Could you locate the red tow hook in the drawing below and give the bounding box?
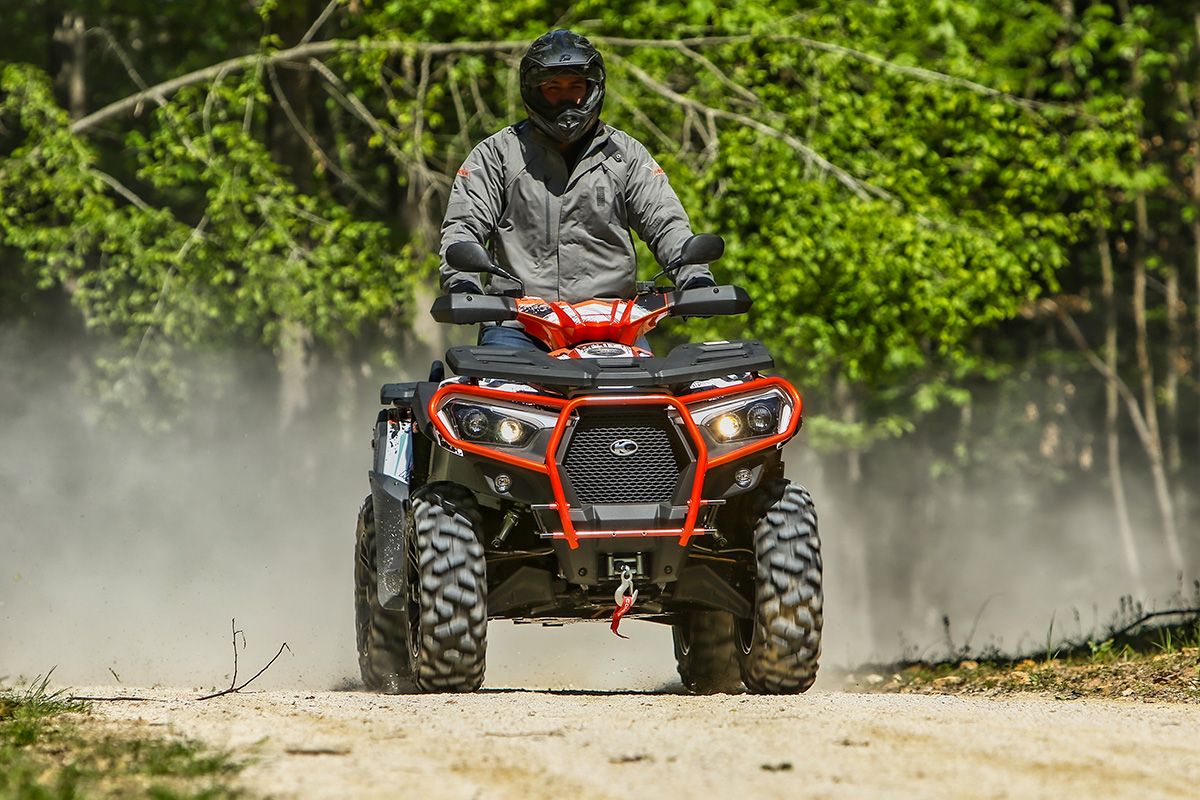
[611,566,639,639]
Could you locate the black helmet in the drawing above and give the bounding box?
[519,30,605,144]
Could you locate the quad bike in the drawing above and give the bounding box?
[354,234,822,694]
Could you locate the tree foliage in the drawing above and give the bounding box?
[0,2,1196,511]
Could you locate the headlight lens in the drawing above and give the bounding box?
[714,414,742,439]
[497,418,526,444]
[699,395,784,442]
[747,403,776,433]
[450,404,538,447]
[461,409,489,438]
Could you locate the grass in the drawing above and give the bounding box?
[0,674,245,800]
[842,612,1200,703]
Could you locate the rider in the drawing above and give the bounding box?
[438,29,716,350]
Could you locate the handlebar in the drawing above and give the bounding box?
[429,286,752,326]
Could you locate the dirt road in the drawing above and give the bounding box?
[80,685,1200,799]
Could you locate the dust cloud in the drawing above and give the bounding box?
[0,323,677,692]
[812,441,1192,670]
[0,321,1189,694]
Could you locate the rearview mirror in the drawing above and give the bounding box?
[445,242,523,289]
[678,234,725,266]
[445,241,495,272]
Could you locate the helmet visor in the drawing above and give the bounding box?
[523,63,604,95]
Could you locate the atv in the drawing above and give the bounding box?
[354,234,822,694]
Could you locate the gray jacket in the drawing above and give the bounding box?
[439,120,713,302]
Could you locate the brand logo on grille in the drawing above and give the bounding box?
[610,439,639,456]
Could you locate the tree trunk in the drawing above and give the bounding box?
[1098,224,1144,592]
[266,1,324,437]
[1193,13,1200,528]
[1133,192,1184,578]
[833,376,873,651]
[278,319,314,434]
[266,1,323,196]
[1165,262,1181,494]
[1120,0,1186,580]
[49,10,87,120]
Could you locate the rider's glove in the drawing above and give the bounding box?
[677,275,716,291]
[447,279,483,294]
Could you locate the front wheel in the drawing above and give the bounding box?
[737,481,823,694]
[405,482,488,692]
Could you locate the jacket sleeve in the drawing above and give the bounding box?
[439,137,507,293]
[620,135,715,288]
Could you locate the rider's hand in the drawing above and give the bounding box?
[448,280,483,294]
[677,275,716,291]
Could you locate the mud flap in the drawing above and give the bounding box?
[369,470,409,610]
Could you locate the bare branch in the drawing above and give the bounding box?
[203,63,239,140]
[266,62,383,210]
[87,27,151,93]
[87,168,151,211]
[702,108,719,166]
[71,39,527,135]
[308,58,408,167]
[194,619,291,701]
[606,89,676,154]
[677,43,760,106]
[70,33,1082,137]
[504,53,520,121]
[244,60,264,132]
[135,215,210,363]
[445,56,473,157]
[300,0,340,46]
[381,63,414,96]
[803,65,824,180]
[595,34,1082,118]
[408,51,449,205]
[1108,608,1200,639]
[468,70,500,132]
[611,52,884,203]
[412,49,433,167]
[257,195,328,238]
[1049,300,1156,452]
[195,642,291,701]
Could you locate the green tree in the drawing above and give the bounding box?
[1,0,1195,586]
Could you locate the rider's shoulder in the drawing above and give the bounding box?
[473,124,521,150]
[602,126,653,162]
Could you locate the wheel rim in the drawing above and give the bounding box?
[734,615,756,655]
[676,616,694,657]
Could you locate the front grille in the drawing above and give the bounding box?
[559,408,688,504]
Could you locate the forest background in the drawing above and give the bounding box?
[2,0,1199,688]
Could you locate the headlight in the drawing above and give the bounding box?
[697,395,785,442]
[747,403,776,433]
[450,404,537,447]
[714,414,742,439]
[461,408,489,438]
[497,418,526,444]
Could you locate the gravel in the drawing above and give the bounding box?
[79,685,1200,799]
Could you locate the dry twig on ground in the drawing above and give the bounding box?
[195,619,291,701]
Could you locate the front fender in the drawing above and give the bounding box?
[369,471,409,610]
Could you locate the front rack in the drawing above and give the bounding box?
[445,339,774,388]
